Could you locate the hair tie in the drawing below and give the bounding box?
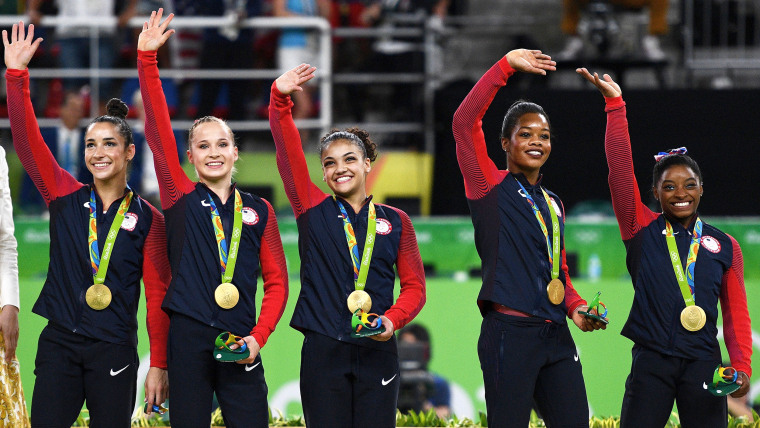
[654,147,687,162]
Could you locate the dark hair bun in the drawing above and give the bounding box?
[106,98,129,119]
[345,127,378,162]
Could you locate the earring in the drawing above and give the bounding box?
[322,176,326,182]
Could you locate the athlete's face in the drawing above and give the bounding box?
[321,139,371,200]
[84,122,134,184]
[502,112,551,178]
[653,164,702,227]
[187,122,238,184]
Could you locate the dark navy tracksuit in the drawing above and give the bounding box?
[604,96,752,428]
[139,50,289,428]
[7,68,171,428]
[453,58,591,428]
[270,83,426,428]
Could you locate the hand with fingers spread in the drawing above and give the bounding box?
[505,49,556,75]
[138,8,175,52]
[2,22,43,70]
[275,63,317,96]
[576,68,622,98]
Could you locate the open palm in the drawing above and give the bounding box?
[3,22,43,70]
[138,8,175,52]
[275,63,317,95]
[506,49,556,75]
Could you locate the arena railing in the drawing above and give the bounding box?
[0,15,333,136]
[683,0,760,71]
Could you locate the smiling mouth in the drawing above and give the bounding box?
[672,201,692,208]
[526,150,544,157]
[336,176,352,183]
[206,161,223,167]
[92,162,111,168]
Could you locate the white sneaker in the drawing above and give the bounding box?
[642,35,666,61]
[557,36,584,61]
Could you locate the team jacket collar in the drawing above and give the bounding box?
[510,171,544,190]
[88,183,135,213]
[197,181,238,207]
[661,211,701,235]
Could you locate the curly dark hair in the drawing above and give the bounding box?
[318,127,378,162]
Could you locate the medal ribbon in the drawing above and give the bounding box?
[88,188,133,284]
[664,217,702,306]
[207,189,243,284]
[516,180,560,281]
[335,198,377,291]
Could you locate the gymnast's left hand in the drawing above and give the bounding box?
[233,335,261,365]
[369,316,395,342]
[138,8,175,52]
[732,371,751,398]
[572,305,607,332]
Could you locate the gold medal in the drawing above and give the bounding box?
[347,290,372,313]
[86,283,112,310]
[547,278,565,305]
[215,283,240,309]
[680,305,706,331]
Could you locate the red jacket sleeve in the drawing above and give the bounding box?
[5,68,82,203]
[720,235,752,376]
[382,206,426,330]
[268,82,329,217]
[451,57,511,200]
[142,203,171,368]
[604,96,658,240]
[137,50,195,210]
[249,199,289,348]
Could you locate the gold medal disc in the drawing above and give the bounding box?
[680,305,706,331]
[86,283,112,310]
[347,290,372,313]
[547,278,565,305]
[215,283,240,309]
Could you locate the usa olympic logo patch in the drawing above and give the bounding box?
[376,218,392,235]
[700,236,721,253]
[242,207,259,225]
[121,213,138,231]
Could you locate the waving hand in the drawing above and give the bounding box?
[505,49,556,75]
[3,22,43,70]
[138,8,175,52]
[576,68,622,98]
[275,63,317,96]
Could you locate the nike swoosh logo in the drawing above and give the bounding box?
[245,362,261,372]
[574,354,579,362]
[84,202,92,209]
[703,382,708,390]
[201,199,212,207]
[110,364,130,376]
[381,374,397,386]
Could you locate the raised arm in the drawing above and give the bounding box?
[249,200,289,348]
[377,207,426,340]
[719,235,752,397]
[137,9,194,210]
[4,22,81,204]
[577,69,656,240]
[269,65,329,217]
[452,49,555,199]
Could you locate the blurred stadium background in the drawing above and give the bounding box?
[3,0,760,419]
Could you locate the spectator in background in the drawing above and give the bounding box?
[28,0,138,112]
[20,91,92,215]
[558,0,668,60]
[273,0,331,121]
[182,0,261,120]
[0,145,28,427]
[398,323,451,419]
